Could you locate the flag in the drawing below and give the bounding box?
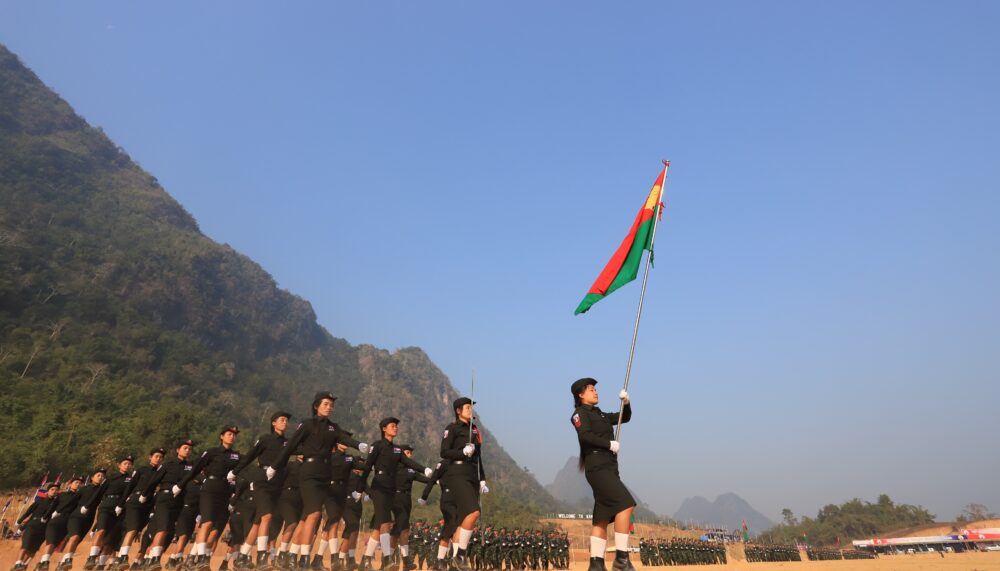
[33,471,49,503]
[629,514,635,534]
[574,163,668,315]
[741,519,749,542]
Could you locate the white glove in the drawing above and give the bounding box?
[619,389,629,402]
[424,468,434,478]
[351,491,361,502]
[80,506,88,515]
[52,511,60,518]
[265,466,276,480]
[609,441,620,454]
[417,498,427,506]
[228,504,234,513]
[479,481,489,494]
[172,485,182,497]
[114,506,122,516]
[226,470,237,483]
[362,494,370,502]
[138,495,146,504]
[358,442,370,454]
[462,443,475,458]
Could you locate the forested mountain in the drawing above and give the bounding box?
[0,43,558,521]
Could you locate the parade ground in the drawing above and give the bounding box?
[3,544,1000,571]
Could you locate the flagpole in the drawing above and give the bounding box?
[615,160,669,440]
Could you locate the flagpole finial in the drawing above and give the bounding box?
[662,159,670,166]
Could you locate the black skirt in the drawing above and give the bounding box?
[585,461,635,525]
[21,520,47,552]
[66,510,97,539]
[367,487,395,528]
[390,491,412,534]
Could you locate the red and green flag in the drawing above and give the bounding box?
[574,162,669,315]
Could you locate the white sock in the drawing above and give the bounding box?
[170,554,181,561]
[151,547,163,558]
[348,549,355,558]
[60,555,71,563]
[89,547,101,558]
[458,528,473,550]
[437,546,448,560]
[400,545,408,557]
[257,537,268,552]
[318,540,328,556]
[364,539,378,557]
[118,546,129,557]
[40,555,51,564]
[590,536,607,559]
[339,552,347,561]
[240,545,251,556]
[279,543,289,553]
[451,543,460,557]
[331,539,340,555]
[615,533,629,552]
[379,534,392,556]
[290,545,300,556]
[98,556,108,566]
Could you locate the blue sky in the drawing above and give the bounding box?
[3,1,999,524]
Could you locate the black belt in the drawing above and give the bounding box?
[304,457,328,463]
[105,494,121,499]
[452,460,467,465]
[206,475,221,480]
[588,449,615,456]
[330,480,345,485]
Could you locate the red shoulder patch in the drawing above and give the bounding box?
[571,414,581,428]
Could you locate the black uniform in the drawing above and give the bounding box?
[390,465,430,535]
[324,450,358,526]
[357,439,427,528]
[94,471,131,533]
[173,478,201,540]
[232,431,288,520]
[420,463,458,541]
[272,461,302,540]
[273,416,361,515]
[340,469,366,538]
[179,446,241,526]
[18,497,56,552]
[123,465,162,533]
[142,456,193,537]
[229,478,256,547]
[439,421,486,522]
[44,487,82,545]
[66,481,107,538]
[571,402,635,524]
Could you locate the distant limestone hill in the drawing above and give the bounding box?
[0,43,558,520]
[674,493,775,533]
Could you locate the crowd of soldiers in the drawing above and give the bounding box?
[742,543,800,563]
[6,393,493,571]
[408,524,568,570]
[638,538,725,566]
[841,550,876,560]
[804,547,842,561]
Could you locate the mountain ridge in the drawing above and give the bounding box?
[674,492,775,533]
[0,43,557,521]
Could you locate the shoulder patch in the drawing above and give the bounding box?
[442,429,449,439]
[571,413,581,428]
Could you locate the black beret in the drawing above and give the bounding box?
[177,439,194,448]
[149,447,166,456]
[400,444,413,452]
[118,454,135,463]
[571,378,598,396]
[379,417,401,429]
[271,411,292,422]
[220,425,239,435]
[453,397,475,410]
[312,391,337,403]
[46,483,59,490]
[93,468,107,475]
[68,475,84,483]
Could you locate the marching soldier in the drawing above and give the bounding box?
[391,445,431,571]
[439,398,488,571]
[113,448,166,570]
[86,455,133,570]
[570,378,635,571]
[356,418,431,571]
[177,426,242,571]
[230,411,291,570]
[14,484,60,571]
[140,439,194,571]
[268,392,366,570]
[59,470,108,570]
[39,476,85,570]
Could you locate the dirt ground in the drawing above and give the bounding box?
[1,542,999,571]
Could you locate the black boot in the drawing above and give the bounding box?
[449,551,469,571]
[357,556,371,571]
[309,556,324,571]
[587,558,605,571]
[328,557,341,571]
[255,552,269,571]
[610,553,633,571]
[379,557,390,571]
[402,556,414,571]
[149,557,163,571]
[34,561,49,571]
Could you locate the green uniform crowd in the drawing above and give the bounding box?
[841,550,876,560]
[743,543,800,563]
[408,524,569,571]
[638,538,726,566]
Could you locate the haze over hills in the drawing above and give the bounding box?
[674,493,776,533]
[0,43,558,521]
[546,456,664,522]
